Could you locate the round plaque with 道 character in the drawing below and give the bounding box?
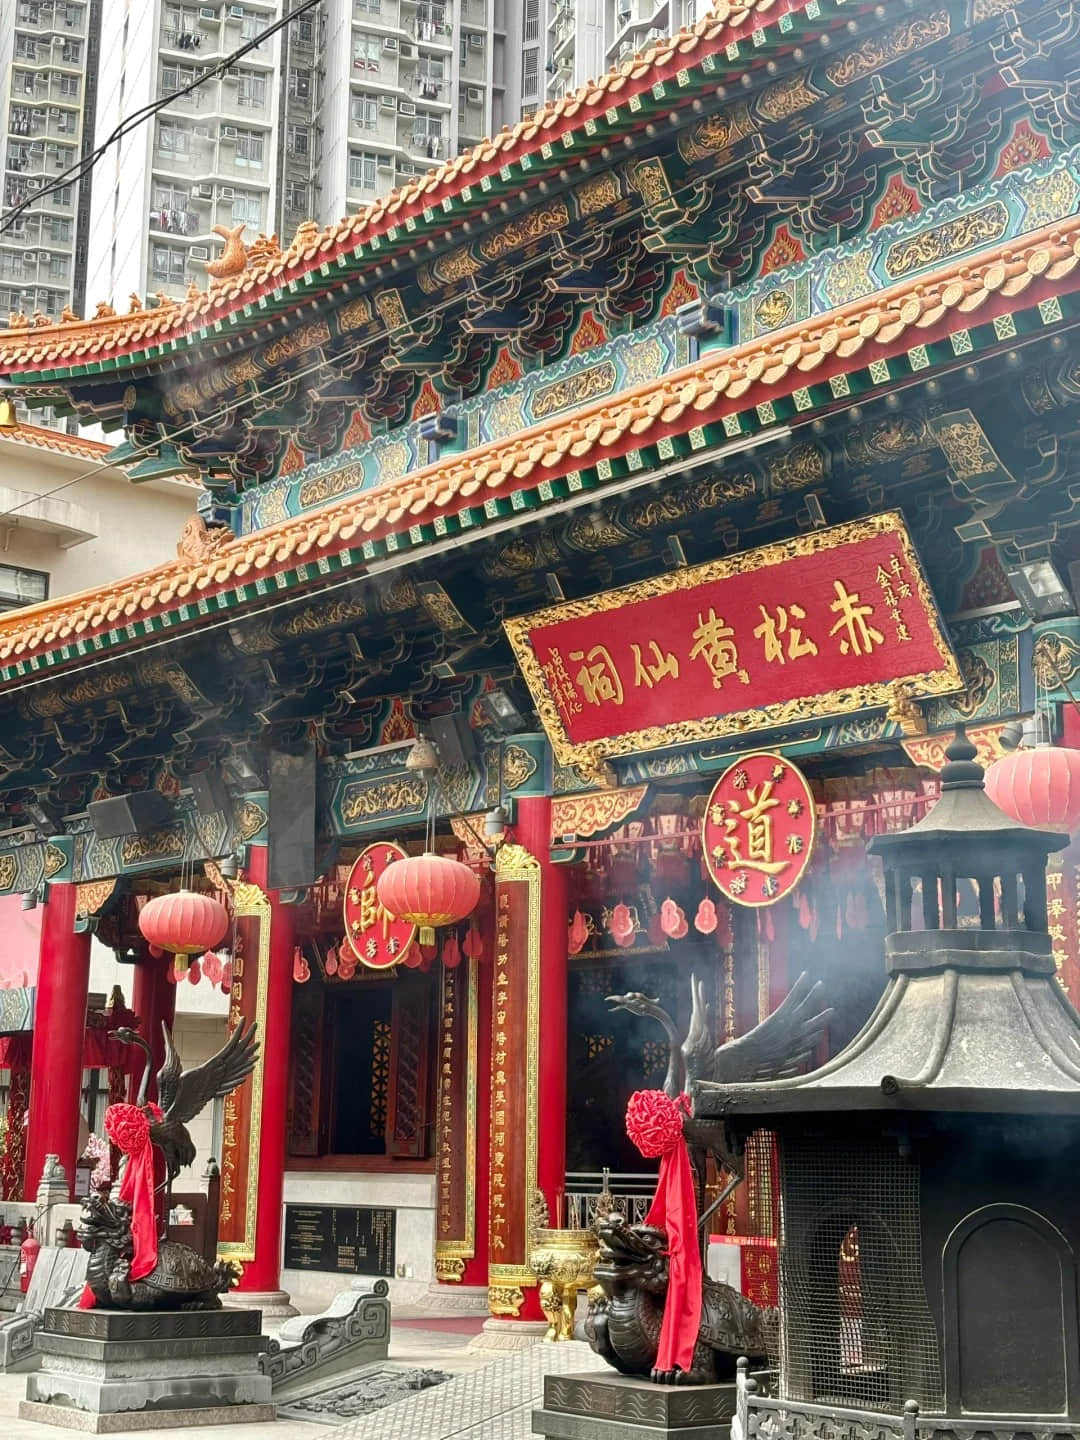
[342,842,417,970]
[702,753,816,908]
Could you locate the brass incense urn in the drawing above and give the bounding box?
[528,1192,599,1342]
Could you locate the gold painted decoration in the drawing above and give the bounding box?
[342,842,417,970]
[505,513,961,772]
[76,879,116,919]
[702,754,816,908]
[901,722,1012,773]
[550,785,649,841]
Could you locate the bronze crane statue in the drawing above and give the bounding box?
[114,1021,259,1187]
[608,972,830,1225]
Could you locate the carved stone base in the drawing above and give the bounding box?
[423,1282,491,1314]
[533,1372,736,1440]
[467,1318,549,1352]
[23,1309,273,1431]
[224,1289,298,1319]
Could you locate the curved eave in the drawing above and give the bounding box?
[693,963,1080,1119]
[0,219,1075,688]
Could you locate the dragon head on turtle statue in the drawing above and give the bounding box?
[79,1195,238,1311]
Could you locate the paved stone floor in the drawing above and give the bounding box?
[0,1316,606,1440]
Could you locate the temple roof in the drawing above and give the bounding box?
[2,423,113,461]
[0,219,1073,686]
[0,0,782,376]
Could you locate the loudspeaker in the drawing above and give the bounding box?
[88,791,174,840]
[189,768,230,816]
[430,712,476,770]
[268,744,317,892]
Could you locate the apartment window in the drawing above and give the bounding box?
[239,13,263,41]
[157,120,192,156]
[150,243,187,282]
[15,37,40,62]
[523,0,539,41]
[353,0,381,13]
[236,72,266,107]
[351,93,378,130]
[522,47,538,98]
[295,16,314,43]
[58,4,83,28]
[460,33,484,60]
[60,40,82,64]
[17,2,42,22]
[0,565,48,613]
[348,150,377,191]
[153,182,190,211]
[48,252,68,280]
[0,288,24,313]
[285,180,309,211]
[417,57,445,82]
[43,217,72,242]
[234,128,264,167]
[353,33,380,70]
[54,184,73,206]
[161,63,198,94]
[230,188,261,225]
[10,107,32,137]
[52,108,76,134]
[59,75,80,98]
[0,256,27,283]
[46,143,74,170]
[288,67,311,100]
[287,122,309,155]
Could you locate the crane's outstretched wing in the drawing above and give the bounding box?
[158,1021,260,1126]
[699,972,830,1086]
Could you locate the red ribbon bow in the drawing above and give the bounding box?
[79,1101,162,1309]
[625,1089,702,1374]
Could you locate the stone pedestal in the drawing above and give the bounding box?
[20,1308,274,1432]
[533,1372,736,1440]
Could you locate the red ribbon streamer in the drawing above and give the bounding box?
[79,1102,162,1309]
[625,1089,702,1374]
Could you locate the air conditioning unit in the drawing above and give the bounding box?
[468,32,483,46]
[466,85,481,101]
[23,250,38,262]
[221,124,238,138]
[193,124,211,137]
[190,245,209,259]
[218,185,235,198]
[398,100,415,115]
[379,94,396,108]
[199,6,217,17]
[195,182,213,197]
[382,36,398,50]
[229,4,245,15]
[225,65,242,77]
[399,41,413,56]
[376,157,393,169]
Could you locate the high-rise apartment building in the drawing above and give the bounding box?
[0,0,98,326]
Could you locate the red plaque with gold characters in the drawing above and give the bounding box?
[342,842,416,969]
[702,754,816,908]
[504,513,960,770]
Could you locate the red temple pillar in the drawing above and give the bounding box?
[129,954,176,1104]
[25,883,91,1200]
[484,791,569,1337]
[228,845,296,1314]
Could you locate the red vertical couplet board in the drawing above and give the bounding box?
[487,846,540,1315]
[434,958,478,1281]
[505,512,961,770]
[217,883,269,1263]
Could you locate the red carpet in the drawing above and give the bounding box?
[393,1316,487,1335]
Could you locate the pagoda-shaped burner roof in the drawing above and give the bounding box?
[692,729,1080,1120]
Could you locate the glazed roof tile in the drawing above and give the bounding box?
[0,218,1076,675]
[3,423,112,459]
[0,0,786,373]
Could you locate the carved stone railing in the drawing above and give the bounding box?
[735,1363,1080,1440]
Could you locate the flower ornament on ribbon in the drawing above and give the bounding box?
[625,1089,702,1377]
[80,1101,163,1309]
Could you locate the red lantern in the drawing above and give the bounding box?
[376,853,480,945]
[139,890,228,958]
[984,747,1080,833]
